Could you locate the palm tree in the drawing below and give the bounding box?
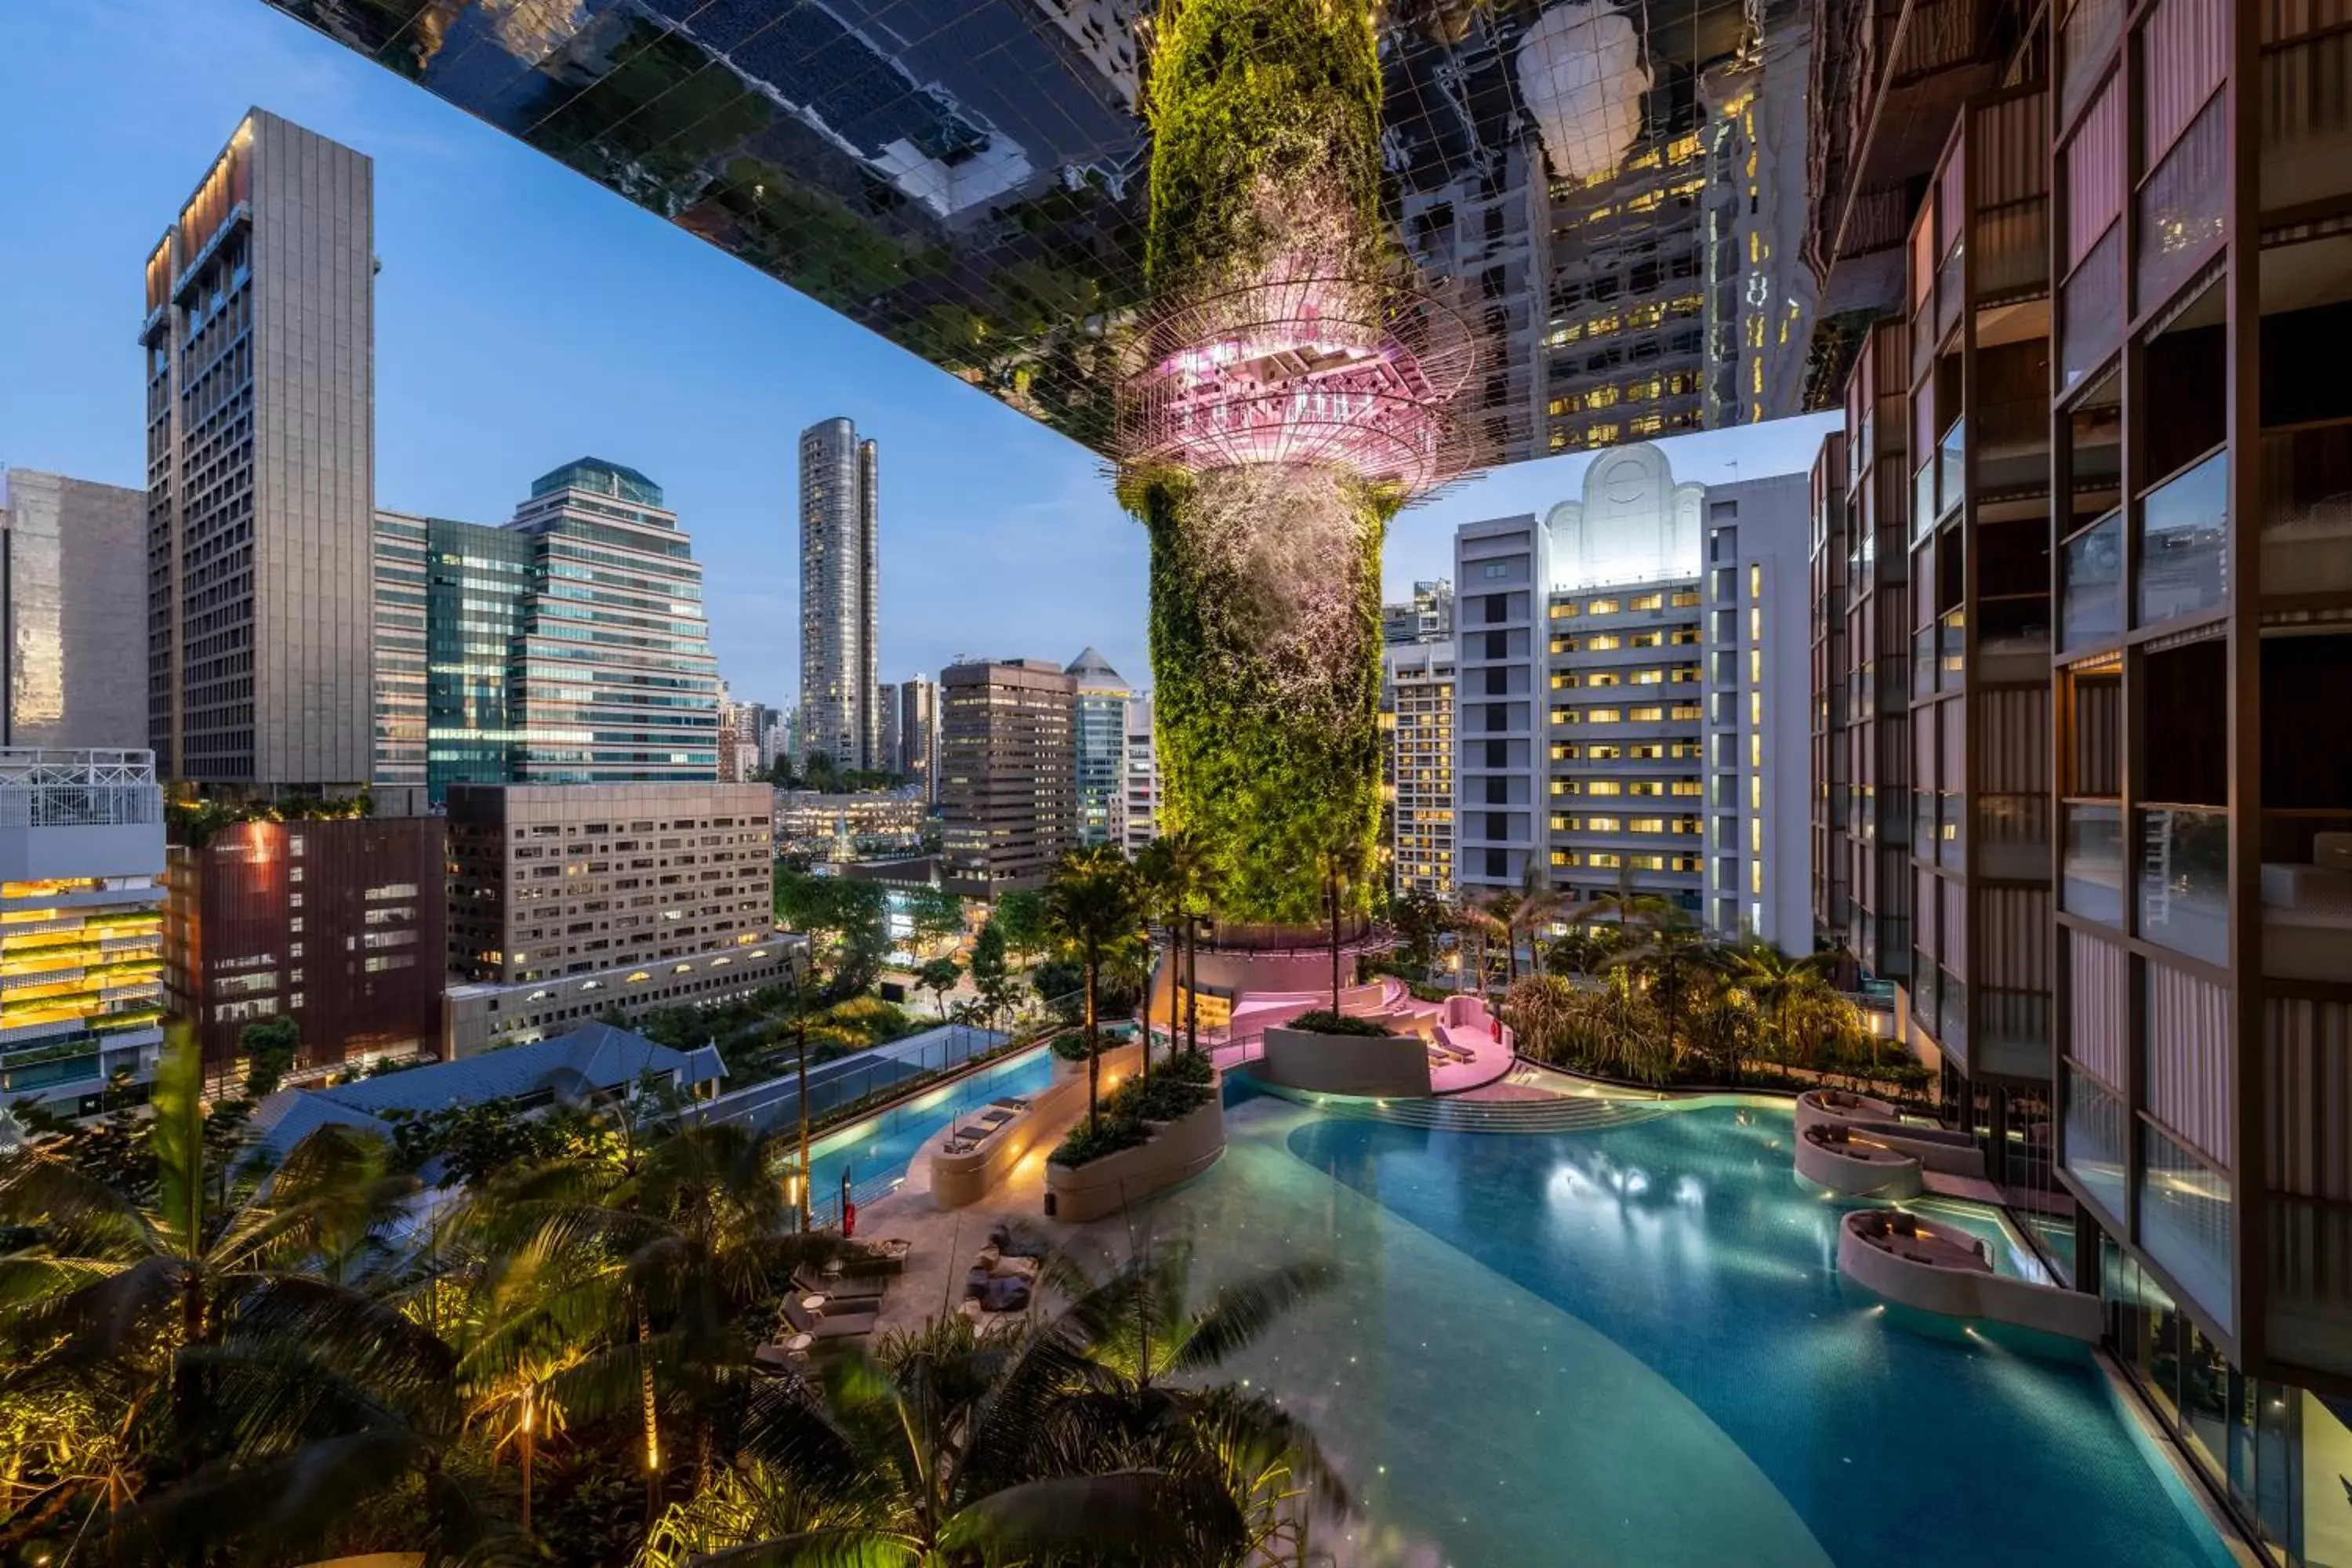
[1040,1241,1349,1563]
[1577,970,1674,1084]
[1500,974,1579,1062]
[1608,916,1727,1068]
[1726,942,1838,1070]
[1044,844,1143,1134]
[1313,830,1370,1013]
[1134,833,1211,1069]
[474,1117,835,1523]
[1686,983,1762,1085]
[697,1319,1253,1566]
[0,1027,458,1561]
[1456,889,1515,991]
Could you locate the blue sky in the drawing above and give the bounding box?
[1,0,1835,710]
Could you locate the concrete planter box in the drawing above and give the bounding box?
[1258,1025,1432,1098]
[929,1040,1145,1208]
[1838,1210,2101,1341]
[1045,1091,1226,1225]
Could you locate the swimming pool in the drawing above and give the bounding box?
[1120,1085,2232,1568]
[803,1044,1056,1225]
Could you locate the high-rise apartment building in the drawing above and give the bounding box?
[441,782,793,1055]
[0,750,166,1112]
[898,676,939,804]
[1382,579,1455,645]
[1453,443,1809,948]
[939,659,1076,895]
[1066,647,1128,846]
[1116,692,1159,856]
[877,681,902,779]
[1799,9,2352,1555]
[1700,474,1814,947]
[369,460,720,799]
[165,808,445,1077]
[797,417,880,772]
[1385,639,1455,899]
[143,111,374,791]
[0,472,151,751]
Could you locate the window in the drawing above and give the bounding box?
[1631,593,1663,611]
[1588,597,1620,615]
[1483,561,1510,579]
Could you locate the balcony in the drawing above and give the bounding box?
[1938,417,1965,519]
[2138,451,2230,629]
[2139,1122,2234,1335]
[2062,801,2125,924]
[2060,227,2123,395]
[2136,96,2227,314]
[2060,511,2124,652]
[2260,419,2352,598]
[2057,0,2121,129]
[2138,805,2230,967]
[2259,23,2352,227]
[1976,793,2049,880]
[1973,197,2049,303]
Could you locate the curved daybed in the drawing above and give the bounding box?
[1838,1209,2101,1340]
[1794,1088,1898,1136]
[1795,1121,1923,1200]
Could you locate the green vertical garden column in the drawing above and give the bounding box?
[1120,0,1407,927]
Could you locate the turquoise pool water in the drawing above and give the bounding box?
[804,1045,1055,1225]
[1118,1086,2230,1568]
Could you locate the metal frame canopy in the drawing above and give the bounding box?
[258,0,1832,467]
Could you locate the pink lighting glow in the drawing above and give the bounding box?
[1116,270,1480,495]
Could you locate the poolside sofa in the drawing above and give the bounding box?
[782,1296,877,1339]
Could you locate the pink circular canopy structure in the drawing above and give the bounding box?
[1115,269,1481,495]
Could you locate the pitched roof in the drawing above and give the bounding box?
[314,1022,724,1117]
[1064,645,1123,682]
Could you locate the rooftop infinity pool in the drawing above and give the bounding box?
[1117,1086,2231,1567]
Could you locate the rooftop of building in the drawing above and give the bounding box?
[529,457,665,509]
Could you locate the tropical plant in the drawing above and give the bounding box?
[1313,828,1370,1012]
[1726,942,1838,1068]
[1043,844,1144,1134]
[916,955,963,1019]
[1607,916,1728,1065]
[1499,974,1579,1061]
[0,1028,459,1561]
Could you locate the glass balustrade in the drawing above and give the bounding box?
[2138,452,2229,627]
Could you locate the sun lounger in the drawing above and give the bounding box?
[796,1265,885,1304]
[781,1297,876,1338]
[990,1096,1032,1111]
[953,1123,993,1142]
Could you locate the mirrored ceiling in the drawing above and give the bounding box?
[255,0,2027,466]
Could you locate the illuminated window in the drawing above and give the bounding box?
[1587,709,1622,724]
[1586,816,1622,832]
[1587,633,1621,651]
[1588,598,1620,615]
[1584,781,1623,797]
[1629,630,1663,646]
[1671,704,1702,720]
[1671,590,1700,608]
[1750,564,1763,601]
[1671,781,1704,797]
[1630,817,1667,833]
[1629,706,1664,721]
[1632,669,1664,685]
[1549,601,1578,619]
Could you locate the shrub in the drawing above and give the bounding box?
[1283,1009,1395,1038]
[1049,1054,1217,1166]
[1051,1114,1150,1167]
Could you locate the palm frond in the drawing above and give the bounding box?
[937,1468,1247,1564]
[1168,1260,1336,1375]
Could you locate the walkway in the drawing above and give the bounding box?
[690,1022,1007,1136]
[1202,978,1514,1094]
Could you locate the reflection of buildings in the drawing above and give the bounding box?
[1393,2,1818,463]
[898,676,940,803]
[798,418,880,773]
[939,659,1076,895]
[1385,639,1456,899]
[0,471,148,750]
[144,111,375,791]
[1067,647,1128,846]
[0,750,166,1112]
[1453,442,1809,949]
[371,460,721,800]
[441,782,791,1056]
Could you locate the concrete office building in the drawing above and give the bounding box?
[877,681,902,780]
[1453,442,1809,949]
[797,417,880,772]
[1066,647,1129,846]
[165,808,445,1077]
[939,659,1076,895]
[0,750,167,1112]
[143,111,374,792]
[441,781,793,1055]
[369,460,720,799]
[1116,692,1159,856]
[1385,639,1456,900]
[0,473,151,751]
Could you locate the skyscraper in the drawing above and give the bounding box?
[877,681,901,779]
[144,111,374,791]
[1384,640,1454,898]
[369,460,720,799]
[940,659,1076,895]
[0,470,150,750]
[797,417,879,771]
[898,676,939,804]
[1065,647,1128,846]
[1116,692,1159,856]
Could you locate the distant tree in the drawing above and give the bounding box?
[907,883,966,949]
[993,887,1051,962]
[238,1015,301,1100]
[916,954,963,1018]
[800,749,843,793]
[969,916,1009,988]
[1032,956,1085,1018]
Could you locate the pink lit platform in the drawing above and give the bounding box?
[1198,978,1515,1096]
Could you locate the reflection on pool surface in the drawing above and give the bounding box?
[804,1046,1054,1225]
[1122,1088,2229,1568]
